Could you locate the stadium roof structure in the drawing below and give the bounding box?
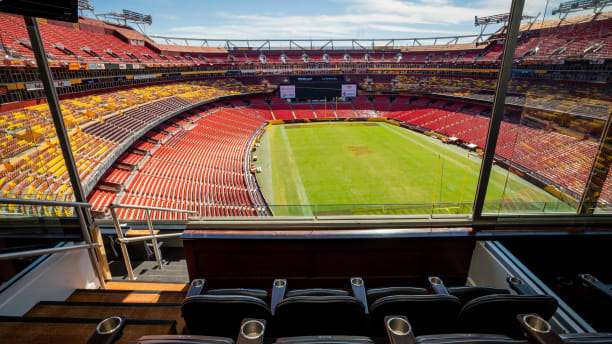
[519,10,611,30]
[147,9,611,53]
[148,34,497,52]
[154,44,228,54]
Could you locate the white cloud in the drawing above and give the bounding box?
[156,0,549,40]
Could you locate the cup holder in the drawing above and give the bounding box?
[96,316,123,335]
[429,276,443,285]
[386,317,412,336]
[274,279,286,288]
[522,314,551,334]
[240,320,265,340]
[508,276,523,284]
[579,274,596,283]
[351,277,364,287]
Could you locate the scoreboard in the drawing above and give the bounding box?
[287,76,355,99]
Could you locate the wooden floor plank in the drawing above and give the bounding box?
[105,281,188,292]
[26,302,185,333]
[0,319,175,344]
[67,289,185,303]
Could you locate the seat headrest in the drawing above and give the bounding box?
[370,294,461,309]
[182,294,270,310]
[207,288,268,300]
[460,294,558,319]
[366,286,429,303]
[286,288,349,298]
[560,333,612,344]
[416,333,528,344]
[448,286,511,304]
[275,336,375,344]
[134,335,235,344]
[277,295,364,308]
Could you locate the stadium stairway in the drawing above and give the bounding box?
[0,281,187,343]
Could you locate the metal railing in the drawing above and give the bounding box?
[108,204,197,280]
[0,197,106,288]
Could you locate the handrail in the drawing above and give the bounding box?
[108,203,195,280]
[0,197,106,289]
[109,203,197,214]
[0,197,91,208]
[121,232,182,244]
[0,243,100,261]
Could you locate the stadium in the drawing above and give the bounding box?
[0,0,612,343]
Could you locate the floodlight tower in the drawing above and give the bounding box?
[96,9,153,33]
[474,12,537,43]
[77,0,95,17]
[552,0,612,19]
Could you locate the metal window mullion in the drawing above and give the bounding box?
[24,17,89,209]
[76,207,107,288]
[472,0,526,221]
[24,17,107,286]
[145,209,164,270]
[110,206,136,280]
[0,243,98,261]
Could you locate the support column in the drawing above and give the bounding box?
[472,0,525,219]
[25,16,107,286]
[579,115,612,214]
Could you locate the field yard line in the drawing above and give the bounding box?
[383,124,558,203]
[261,130,274,201]
[279,126,313,215]
[381,124,512,192]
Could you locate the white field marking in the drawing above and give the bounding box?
[381,124,555,201]
[279,126,313,215]
[260,128,274,202]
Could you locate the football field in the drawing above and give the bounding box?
[255,122,573,216]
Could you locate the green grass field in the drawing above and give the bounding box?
[255,122,574,216]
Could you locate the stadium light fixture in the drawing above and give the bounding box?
[78,0,94,13]
[96,8,153,33]
[475,12,536,26]
[474,12,536,43]
[551,0,611,17]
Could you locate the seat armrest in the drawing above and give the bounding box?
[187,279,206,297]
[271,279,287,315]
[351,277,369,314]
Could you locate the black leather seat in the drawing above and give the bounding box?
[133,336,234,344]
[457,295,558,338]
[415,334,528,344]
[560,333,612,344]
[275,336,375,344]
[366,286,429,303]
[369,294,462,336]
[182,295,271,336]
[448,286,510,305]
[273,295,366,337]
[286,289,349,297]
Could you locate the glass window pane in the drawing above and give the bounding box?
[483,0,608,215]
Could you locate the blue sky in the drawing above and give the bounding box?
[89,0,561,40]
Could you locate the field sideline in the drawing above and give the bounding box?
[255,122,573,216]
